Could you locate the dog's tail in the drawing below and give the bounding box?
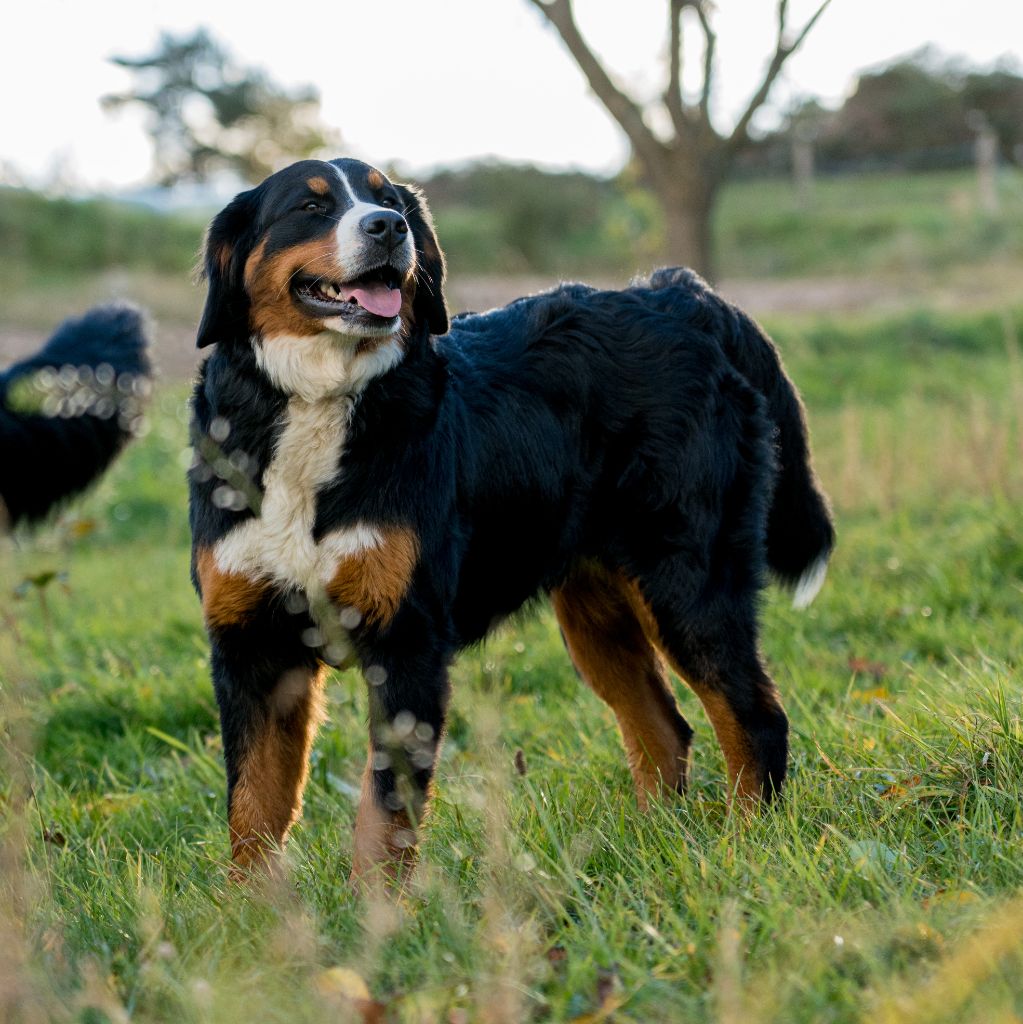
[0,303,152,529]
[643,267,835,607]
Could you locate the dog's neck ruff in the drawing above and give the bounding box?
[253,331,404,402]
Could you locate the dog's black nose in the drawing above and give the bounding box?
[360,210,408,248]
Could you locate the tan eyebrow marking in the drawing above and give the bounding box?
[366,170,384,190]
[306,176,330,195]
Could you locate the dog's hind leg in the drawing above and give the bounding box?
[627,570,789,806]
[552,563,693,806]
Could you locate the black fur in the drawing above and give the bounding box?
[189,159,833,872]
[0,304,151,528]
[196,187,263,350]
[394,183,449,335]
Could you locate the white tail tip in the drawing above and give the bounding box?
[792,554,829,610]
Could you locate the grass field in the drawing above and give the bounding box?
[2,287,1022,1022]
[2,165,1021,291]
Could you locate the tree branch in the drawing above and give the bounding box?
[695,2,717,122]
[529,0,667,173]
[726,0,833,154]
[664,0,687,137]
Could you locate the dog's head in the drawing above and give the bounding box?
[196,158,448,352]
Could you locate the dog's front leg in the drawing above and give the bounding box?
[349,641,451,891]
[209,637,325,878]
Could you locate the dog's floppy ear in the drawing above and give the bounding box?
[396,183,448,336]
[196,187,262,349]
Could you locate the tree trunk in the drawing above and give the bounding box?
[656,172,720,280]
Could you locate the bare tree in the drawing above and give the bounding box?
[527,0,833,276]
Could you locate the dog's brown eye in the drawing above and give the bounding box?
[379,196,396,208]
[302,201,324,212]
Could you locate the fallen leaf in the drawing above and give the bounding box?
[879,775,922,800]
[69,519,97,538]
[316,967,388,1023]
[852,686,890,703]
[317,967,370,1002]
[923,889,980,908]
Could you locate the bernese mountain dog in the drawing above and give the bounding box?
[1,304,151,531]
[189,157,834,885]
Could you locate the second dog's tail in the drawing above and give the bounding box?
[644,268,835,607]
[0,303,152,529]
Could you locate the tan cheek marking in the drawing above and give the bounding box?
[246,237,349,340]
[307,176,330,195]
[242,237,268,289]
[196,548,268,631]
[326,526,419,627]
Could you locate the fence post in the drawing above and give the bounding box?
[969,110,999,215]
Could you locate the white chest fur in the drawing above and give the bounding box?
[254,332,403,403]
[211,331,406,591]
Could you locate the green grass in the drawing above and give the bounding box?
[0,187,204,277]
[716,168,1023,279]
[3,166,1021,293]
[2,309,1022,1023]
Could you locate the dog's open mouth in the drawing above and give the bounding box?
[292,265,404,322]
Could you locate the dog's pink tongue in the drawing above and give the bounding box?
[343,283,402,318]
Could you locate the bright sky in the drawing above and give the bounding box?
[2,0,1020,192]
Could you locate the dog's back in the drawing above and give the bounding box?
[445,270,834,608]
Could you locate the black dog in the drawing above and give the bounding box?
[0,304,151,531]
[188,158,833,883]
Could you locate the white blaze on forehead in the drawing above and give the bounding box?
[330,162,357,204]
[213,394,384,595]
[330,161,413,266]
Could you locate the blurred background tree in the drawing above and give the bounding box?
[528,0,833,277]
[744,51,1023,174]
[102,29,338,186]
[1,42,1018,292]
